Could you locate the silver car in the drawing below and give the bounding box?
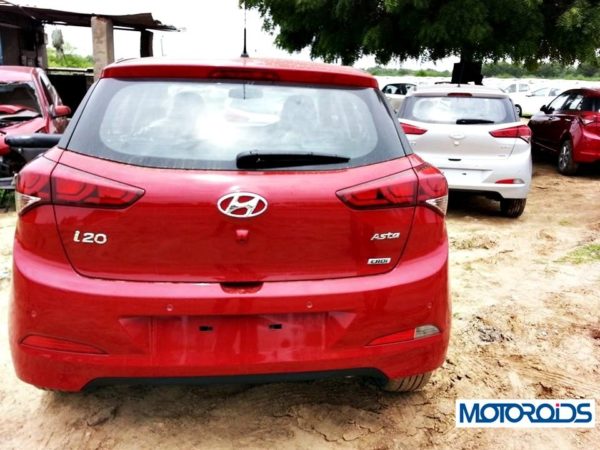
[397,85,532,218]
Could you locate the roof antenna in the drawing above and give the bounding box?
[241,2,249,58]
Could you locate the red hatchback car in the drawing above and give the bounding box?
[10,58,450,392]
[0,66,70,175]
[529,88,600,174]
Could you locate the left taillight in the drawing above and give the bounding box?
[16,158,144,215]
[51,164,144,208]
[489,124,531,143]
[15,156,55,215]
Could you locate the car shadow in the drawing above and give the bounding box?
[532,150,600,179]
[37,377,434,444]
[446,192,504,218]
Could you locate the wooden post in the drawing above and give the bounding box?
[91,16,115,80]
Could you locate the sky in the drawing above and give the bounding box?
[12,0,455,71]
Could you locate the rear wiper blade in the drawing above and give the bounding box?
[456,118,495,124]
[236,151,350,169]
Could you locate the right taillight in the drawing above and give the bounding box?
[16,158,144,215]
[336,170,417,209]
[336,164,448,216]
[399,121,428,135]
[414,163,449,216]
[489,124,531,143]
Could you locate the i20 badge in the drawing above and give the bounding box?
[218,192,268,218]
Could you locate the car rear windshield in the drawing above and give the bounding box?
[64,78,406,170]
[400,95,516,125]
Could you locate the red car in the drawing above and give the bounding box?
[10,58,450,392]
[0,66,70,175]
[529,88,600,174]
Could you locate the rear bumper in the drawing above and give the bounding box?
[10,237,450,392]
[430,151,532,199]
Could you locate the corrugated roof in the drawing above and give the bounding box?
[0,1,177,31]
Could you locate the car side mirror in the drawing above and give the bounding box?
[4,134,62,162]
[540,105,548,113]
[51,105,71,118]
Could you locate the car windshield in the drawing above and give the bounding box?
[0,82,41,114]
[400,95,515,124]
[65,79,405,170]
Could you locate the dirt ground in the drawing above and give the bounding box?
[0,156,598,450]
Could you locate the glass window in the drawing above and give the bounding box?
[531,88,549,96]
[65,79,406,170]
[400,95,515,124]
[0,81,41,113]
[38,70,59,105]
[546,93,570,112]
[579,96,597,112]
[563,94,584,110]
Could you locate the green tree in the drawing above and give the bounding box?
[47,42,93,68]
[244,0,600,69]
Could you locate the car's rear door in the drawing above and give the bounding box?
[54,77,418,283]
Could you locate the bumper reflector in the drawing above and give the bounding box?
[495,178,524,184]
[21,335,106,354]
[368,325,440,346]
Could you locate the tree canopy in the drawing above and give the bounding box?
[244,0,600,67]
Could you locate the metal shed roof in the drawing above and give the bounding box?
[0,1,177,31]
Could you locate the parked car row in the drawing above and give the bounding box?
[509,85,565,117]
[398,84,532,218]
[395,83,599,202]
[6,58,599,395]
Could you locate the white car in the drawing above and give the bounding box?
[510,86,565,117]
[501,82,532,95]
[381,82,416,110]
[397,84,532,218]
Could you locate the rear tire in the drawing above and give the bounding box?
[380,372,432,392]
[557,139,579,175]
[500,198,526,218]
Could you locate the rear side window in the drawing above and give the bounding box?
[562,94,584,110]
[400,95,516,124]
[547,93,570,111]
[578,96,597,112]
[65,79,405,170]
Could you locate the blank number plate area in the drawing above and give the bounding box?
[152,313,354,364]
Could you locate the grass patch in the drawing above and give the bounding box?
[558,219,572,226]
[559,244,600,264]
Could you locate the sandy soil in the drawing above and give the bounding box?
[0,156,599,450]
